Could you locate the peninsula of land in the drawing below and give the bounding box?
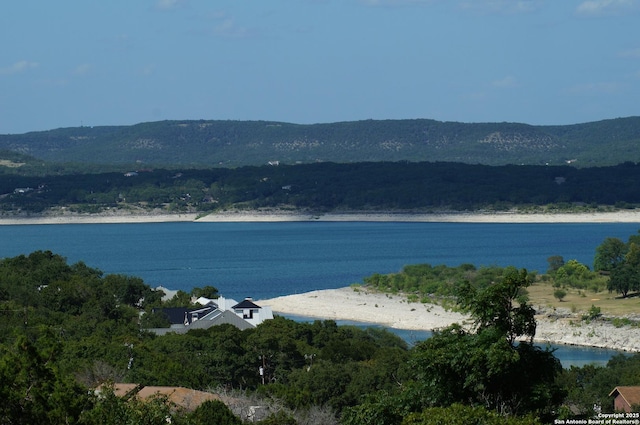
[258,286,640,353]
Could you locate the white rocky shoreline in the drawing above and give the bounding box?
[535,315,640,353]
[3,207,640,225]
[258,287,640,353]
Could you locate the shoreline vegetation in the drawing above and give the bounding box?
[4,208,640,352]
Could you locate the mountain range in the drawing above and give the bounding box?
[1,116,640,168]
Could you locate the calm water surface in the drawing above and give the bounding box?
[2,221,639,299]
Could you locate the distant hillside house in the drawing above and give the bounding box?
[148,296,273,335]
[610,386,640,412]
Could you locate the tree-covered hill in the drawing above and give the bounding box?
[1,116,640,168]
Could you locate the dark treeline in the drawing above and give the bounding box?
[3,161,640,214]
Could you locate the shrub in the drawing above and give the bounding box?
[553,289,567,302]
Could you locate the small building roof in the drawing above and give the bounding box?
[136,386,221,412]
[95,382,140,399]
[609,386,640,409]
[153,306,216,325]
[148,310,256,335]
[195,296,217,306]
[112,383,140,398]
[100,383,257,420]
[232,298,261,310]
[154,307,188,324]
[189,310,256,330]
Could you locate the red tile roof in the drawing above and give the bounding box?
[135,386,222,411]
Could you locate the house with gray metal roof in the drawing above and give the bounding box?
[146,296,273,335]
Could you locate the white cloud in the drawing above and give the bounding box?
[139,64,156,77]
[37,77,69,87]
[576,0,640,16]
[156,0,188,10]
[0,60,39,76]
[213,18,251,39]
[358,0,435,7]
[73,63,92,76]
[190,11,258,40]
[459,0,543,14]
[568,81,621,94]
[618,48,640,58]
[492,75,518,88]
[464,91,488,101]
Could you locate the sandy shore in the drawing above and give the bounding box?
[0,212,200,225]
[258,287,640,352]
[259,287,470,331]
[199,209,640,223]
[3,209,640,225]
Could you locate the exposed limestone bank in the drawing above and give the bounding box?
[258,287,640,353]
[198,209,640,223]
[0,210,199,225]
[534,312,640,353]
[3,208,640,224]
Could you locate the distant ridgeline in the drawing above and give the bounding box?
[1,116,640,168]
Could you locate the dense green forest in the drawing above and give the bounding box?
[2,247,640,423]
[1,117,640,168]
[3,161,640,215]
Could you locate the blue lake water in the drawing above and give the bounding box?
[1,221,638,367]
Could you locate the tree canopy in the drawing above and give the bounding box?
[345,267,564,424]
[456,267,536,345]
[594,232,640,297]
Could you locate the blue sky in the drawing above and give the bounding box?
[1,0,639,134]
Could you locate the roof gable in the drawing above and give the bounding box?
[154,306,216,325]
[149,310,256,335]
[154,307,188,324]
[194,310,256,330]
[232,299,261,309]
[610,386,640,407]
